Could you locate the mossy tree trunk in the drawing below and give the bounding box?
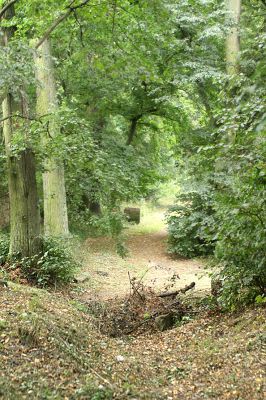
[35,39,69,236]
[1,4,41,258]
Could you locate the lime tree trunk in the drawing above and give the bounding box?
[226,0,241,75]
[225,0,241,143]
[35,39,69,236]
[1,4,41,258]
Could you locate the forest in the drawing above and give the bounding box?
[0,0,265,399]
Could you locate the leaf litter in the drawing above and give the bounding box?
[0,279,265,399]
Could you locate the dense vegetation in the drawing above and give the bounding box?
[166,0,266,308]
[0,0,265,307]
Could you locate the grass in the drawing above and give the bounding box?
[124,181,179,235]
[126,205,165,235]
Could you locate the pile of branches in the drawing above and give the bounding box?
[88,274,196,337]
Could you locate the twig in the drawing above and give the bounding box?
[129,274,145,302]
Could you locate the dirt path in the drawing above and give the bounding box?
[79,229,211,300]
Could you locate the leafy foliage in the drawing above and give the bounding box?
[167,190,216,258]
[212,140,266,309]
[165,0,266,307]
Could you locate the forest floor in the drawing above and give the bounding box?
[0,202,265,399]
[78,203,210,301]
[0,283,265,399]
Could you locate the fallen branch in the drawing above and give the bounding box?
[158,282,195,298]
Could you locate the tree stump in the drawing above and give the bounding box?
[124,207,140,224]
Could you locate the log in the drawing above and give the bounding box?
[124,207,140,224]
[158,282,195,298]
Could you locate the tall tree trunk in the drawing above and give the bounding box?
[1,4,41,258]
[226,0,241,75]
[35,39,69,236]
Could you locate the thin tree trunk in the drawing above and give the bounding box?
[225,0,241,143]
[1,4,41,258]
[226,0,241,75]
[35,39,69,236]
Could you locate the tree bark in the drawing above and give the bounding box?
[35,39,69,236]
[1,4,41,258]
[226,0,241,75]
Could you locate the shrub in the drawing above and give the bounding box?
[167,190,216,258]
[22,236,80,287]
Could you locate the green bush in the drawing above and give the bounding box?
[0,233,9,265]
[22,236,80,287]
[167,190,216,258]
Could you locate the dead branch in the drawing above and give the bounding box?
[158,282,195,298]
[128,272,145,301]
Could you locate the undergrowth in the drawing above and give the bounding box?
[0,234,80,287]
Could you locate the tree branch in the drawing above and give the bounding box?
[35,0,92,49]
[0,0,18,20]
[0,113,50,123]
